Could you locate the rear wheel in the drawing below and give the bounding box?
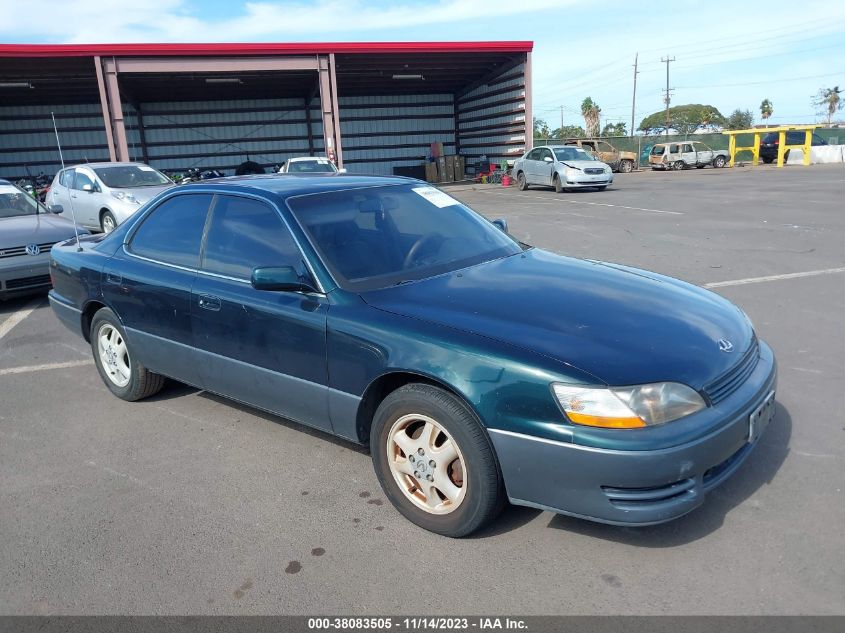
[619,159,633,173]
[553,174,563,193]
[90,308,165,401]
[100,210,117,233]
[712,156,727,168]
[370,384,505,537]
[517,171,528,190]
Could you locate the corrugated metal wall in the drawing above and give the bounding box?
[457,62,527,168]
[339,94,455,175]
[0,104,109,181]
[125,98,323,173]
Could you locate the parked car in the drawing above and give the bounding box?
[513,145,614,192]
[0,179,88,300]
[758,131,827,164]
[649,141,729,170]
[279,156,345,174]
[48,175,776,537]
[46,162,174,233]
[563,138,637,173]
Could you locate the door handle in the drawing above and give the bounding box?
[197,294,221,311]
[105,271,122,285]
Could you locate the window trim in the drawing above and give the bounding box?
[124,188,326,294]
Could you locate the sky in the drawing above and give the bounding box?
[1,0,844,129]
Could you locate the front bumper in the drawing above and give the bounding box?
[0,256,51,299]
[490,341,777,526]
[564,177,613,188]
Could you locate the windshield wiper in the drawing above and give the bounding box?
[558,161,582,171]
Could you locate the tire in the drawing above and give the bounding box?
[712,156,727,168]
[595,186,607,191]
[762,156,774,164]
[619,160,633,173]
[100,210,117,234]
[370,383,505,537]
[553,174,563,193]
[235,160,264,175]
[90,307,165,402]
[517,171,528,191]
[672,161,685,171]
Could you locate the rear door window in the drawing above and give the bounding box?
[129,194,213,268]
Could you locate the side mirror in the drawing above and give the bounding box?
[82,184,94,193]
[543,156,553,163]
[49,204,64,214]
[492,218,508,233]
[251,266,316,292]
[337,168,347,174]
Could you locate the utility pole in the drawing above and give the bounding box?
[661,55,675,138]
[630,52,639,138]
[560,105,565,134]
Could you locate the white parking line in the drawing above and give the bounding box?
[0,296,44,342]
[481,190,683,215]
[0,359,93,376]
[705,267,845,288]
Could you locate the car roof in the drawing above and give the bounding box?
[63,162,152,169]
[181,174,416,198]
[287,156,329,162]
[0,179,10,185]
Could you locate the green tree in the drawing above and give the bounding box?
[760,99,773,126]
[581,97,601,137]
[552,125,587,139]
[533,117,551,139]
[724,109,754,130]
[601,122,627,137]
[815,86,842,126]
[638,104,725,135]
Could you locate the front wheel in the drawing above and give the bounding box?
[672,160,685,171]
[517,171,528,191]
[595,186,608,191]
[553,174,563,193]
[619,159,633,173]
[101,210,117,233]
[712,156,727,168]
[370,384,505,537]
[90,308,165,401]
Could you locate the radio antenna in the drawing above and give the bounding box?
[51,112,65,169]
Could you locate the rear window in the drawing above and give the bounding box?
[650,145,666,155]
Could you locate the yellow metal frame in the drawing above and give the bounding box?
[723,125,819,168]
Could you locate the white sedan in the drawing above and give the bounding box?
[513,145,613,192]
[278,157,346,174]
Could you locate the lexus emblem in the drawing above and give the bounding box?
[718,338,734,353]
[25,243,41,256]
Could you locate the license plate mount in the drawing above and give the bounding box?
[748,391,775,444]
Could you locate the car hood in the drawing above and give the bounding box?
[360,249,753,388]
[558,160,609,170]
[0,213,81,248]
[111,184,173,204]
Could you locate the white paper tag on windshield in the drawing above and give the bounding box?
[411,187,460,208]
[137,165,156,171]
[316,158,329,164]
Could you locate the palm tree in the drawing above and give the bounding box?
[816,87,842,126]
[760,99,773,127]
[581,97,601,137]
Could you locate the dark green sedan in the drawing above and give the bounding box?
[48,175,777,537]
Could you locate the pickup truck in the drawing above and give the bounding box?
[564,138,637,173]
[648,141,729,170]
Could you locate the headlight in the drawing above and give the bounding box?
[552,382,706,429]
[605,166,611,174]
[564,167,578,178]
[111,191,140,204]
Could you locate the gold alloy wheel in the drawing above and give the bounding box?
[386,413,467,515]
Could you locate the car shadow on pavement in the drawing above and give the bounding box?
[545,402,792,547]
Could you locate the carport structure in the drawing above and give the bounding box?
[0,42,533,180]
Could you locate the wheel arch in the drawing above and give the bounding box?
[81,299,109,342]
[355,370,483,445]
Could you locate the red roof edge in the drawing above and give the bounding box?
[0,41,534,58]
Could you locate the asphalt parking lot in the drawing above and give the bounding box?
[1,164,843,615]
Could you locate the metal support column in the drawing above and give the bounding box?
[102,58,130,162]
[524,51,533,151]
[318,55,342,167]
[328,53,344,169]
[93,56,117,162]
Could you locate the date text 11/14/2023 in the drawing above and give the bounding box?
[307,617,528,630]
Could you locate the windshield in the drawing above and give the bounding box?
[553,147,596,161]
[287,159,337,173]
[0,184,42,218]
[288,184,523,291]
[93,165,171,188]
